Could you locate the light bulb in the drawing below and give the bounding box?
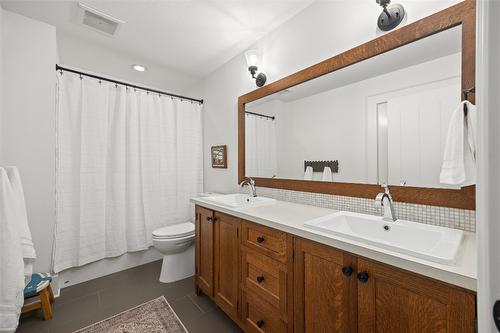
[132,64,147,72]
[245,50,259,68]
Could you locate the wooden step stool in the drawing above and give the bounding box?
[21,273,54,320]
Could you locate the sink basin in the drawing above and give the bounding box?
[304,211,464,265]
[202,193,276,209]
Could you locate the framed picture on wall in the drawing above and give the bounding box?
[211,145,227,168]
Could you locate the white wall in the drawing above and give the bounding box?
[190,0,462,194]
[477,1,500,331]
[0,8,3,161]
[57,32,199,95]
[1,10,57,275]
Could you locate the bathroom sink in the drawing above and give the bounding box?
[304,211,464,265]
[202,193,276,209]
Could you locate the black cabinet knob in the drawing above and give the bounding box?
[206,216,213,222]
[494,300,500,331]
[357,272,369,283]
[256,236,265,243]
[341,266,353,277]
[256,319,265,328]
[256,275,265,283]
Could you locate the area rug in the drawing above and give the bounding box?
[74,296,188,333]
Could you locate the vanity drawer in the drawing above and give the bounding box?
[241,290,287,333]
[241,221,288,262]
[241,248,288,313]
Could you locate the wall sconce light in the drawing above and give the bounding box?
[376,0,406,31]
[245,49,267,87]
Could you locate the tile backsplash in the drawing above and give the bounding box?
[257,187,476,232]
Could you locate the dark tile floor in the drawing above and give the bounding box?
[17,260,243,333]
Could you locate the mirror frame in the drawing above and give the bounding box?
[238,0,476,210]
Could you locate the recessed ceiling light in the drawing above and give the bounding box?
[132,64,147,72]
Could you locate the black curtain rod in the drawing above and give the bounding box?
[245,111,275,120]
[55,65,203,104]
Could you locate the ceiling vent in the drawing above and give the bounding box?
[77,3,125,36]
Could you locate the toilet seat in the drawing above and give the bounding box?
[152,222,195,239]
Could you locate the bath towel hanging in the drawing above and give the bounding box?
[0,168,26,332]
[322,167,333,182]
[439,100,477,186]
[303,166,313,180]
[4,167,36,282]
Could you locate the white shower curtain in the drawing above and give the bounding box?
[245,113,277,178]
[53,72,203,273]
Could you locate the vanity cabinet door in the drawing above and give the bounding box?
[213,212,240,320]
[294,238,357,333]
[357,258,476,333]
[195,205,214,296]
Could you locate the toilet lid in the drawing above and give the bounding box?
[152,222,195,239]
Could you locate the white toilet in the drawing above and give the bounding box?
[152,222,195,283]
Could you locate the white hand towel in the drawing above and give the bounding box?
[440,101,477,186]
[303,166,313,180]
[4,167,36,280]
[322,167,333,182]
[0,168,25,333]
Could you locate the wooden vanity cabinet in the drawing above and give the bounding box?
[241,289,288,333]
[195,206,214,296]
[195,206,476,333]
[356,258,476,333]
[294,237,476,333]
[195,206,240,321]
[239,221,294,333]
[294,238,358,333]
[213,211,241,320]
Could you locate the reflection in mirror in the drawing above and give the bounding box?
[245,26,462,189]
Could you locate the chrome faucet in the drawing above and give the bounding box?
[375,184,397,222]
[239,177,257,197]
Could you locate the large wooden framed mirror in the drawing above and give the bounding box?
[238,0,475,209]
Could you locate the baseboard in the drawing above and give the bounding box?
[58,248,163,288]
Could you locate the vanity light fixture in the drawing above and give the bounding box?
[244,49,267,87]
[376,0,406,31]
[132,64,147,72]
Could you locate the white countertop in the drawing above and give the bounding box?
[191,197,477,291]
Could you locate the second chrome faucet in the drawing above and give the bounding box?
[375,184,397,222]
[239,177,257,197]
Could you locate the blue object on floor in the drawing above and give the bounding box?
[24,273,52,298]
